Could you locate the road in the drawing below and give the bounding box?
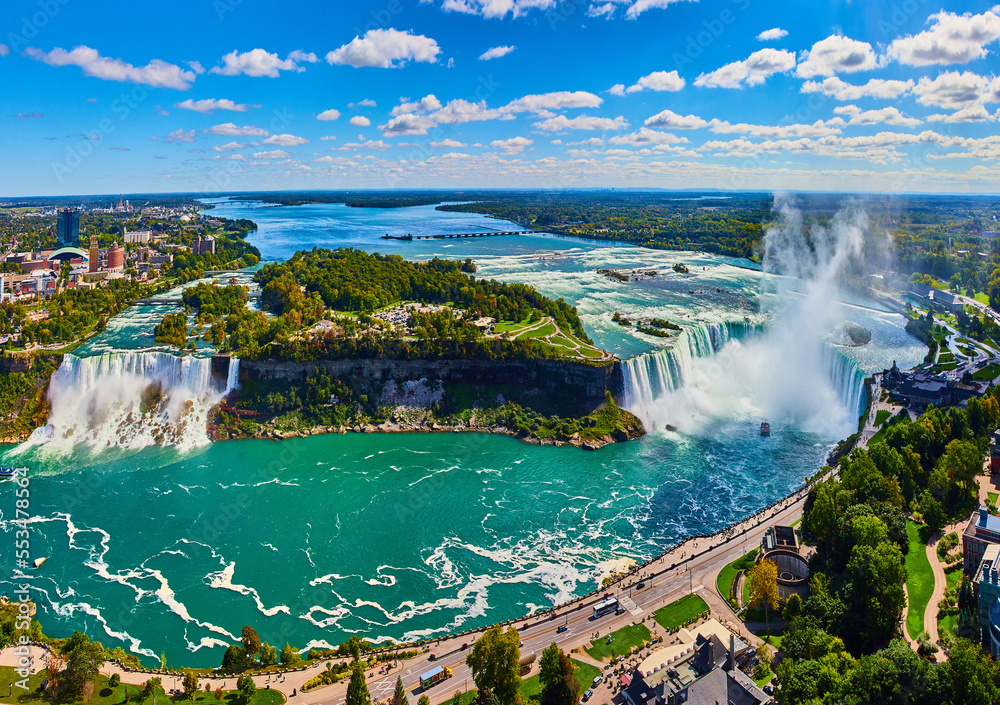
[0,478,817,705]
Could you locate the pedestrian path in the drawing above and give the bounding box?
[619,595,642,617]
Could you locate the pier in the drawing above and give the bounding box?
[381,230,541,241]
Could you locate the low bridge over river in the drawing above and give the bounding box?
[381,230,541,241]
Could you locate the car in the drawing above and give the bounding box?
[747,648,757,658]
[635,582,646,590]
[763,685,774,696]
[461,643,468,650]
[592,676,603,688]
[519,641,524,648]
[582,690,593,701]
[429,654,437,661]
[557,624,568,633]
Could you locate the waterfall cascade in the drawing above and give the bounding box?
[620,320,868,437]
[18,352,240,455]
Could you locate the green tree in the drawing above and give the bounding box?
[183,672,199,699]
[259,641,278,666]
[346,662,371,705]
[64,633,106,697]
[466,625,522,705]
[392,676,409,705]
[783,593,803,622]
[140,678,162,702]
[538,643,578,705]
[222,644,249,673]
[747,559,780,636]
[242,626,262,660]
[418,696,431,705]
[109,674,121,688]
[845,540,907,651]
[281,642,301,665]
[237,675,256,705]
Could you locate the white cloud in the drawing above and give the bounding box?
[433,99,506,124]
[586,3,618,18]
[392,95,443,116]
[795,35,877,78]
[326,29,441,68]
[800,77,915,100]
[431,139,468,148]
[624,70,685,94]
[844,107,922,127]
[0,44,10,57]
[379,113,438,136]
[694,48,796,88]
[25,46,196,89]
[351,99,378,107]
[914,70,992,109]
[534,115,628,131]
[262,134,309,146]
[479,45,516,61]
[927,105,995,122]
[643,109,707,129]
[608,84,626,96]
[490,136,533,153]
[287,50,320,64]
[163,129,196,143]
[212,142,245,152]
[210,49,313,77]
[504,91,603,113]
[252,150,291,159]
[350,116,371,126]
[204,123,270,137]
[439,0,556,19]
[317,109,341,121]
[756,28,788,41]
[175,98,248,113]
[708,119,842,138]
[625,0,696,20]
[888,9,1000,66]
[609,128,687,146]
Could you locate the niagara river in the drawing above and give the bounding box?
[0,199,927,666]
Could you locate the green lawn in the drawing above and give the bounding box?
[0,669,285,705]
[989,492,998,506]
[905,520,935,642]
[874,410,891,427]
[583,623,651,661]
[938,564,964,639]
[653,594,709,631]
[976,292,990,305]
[716,549,758,604]
[973,363,1000,381]
[516,321,556,339]
[937,351,955,363]
[519,658,600,700]
[755,631,784,650]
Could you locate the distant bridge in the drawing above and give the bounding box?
[381,230,541,241]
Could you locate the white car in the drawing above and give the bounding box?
[592,676,603,688]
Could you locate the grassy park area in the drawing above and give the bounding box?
[520,658,600,700]
[716,549,758,604]
[583,623,651,661]
[874,410,891,427]
[973,363,1000,382]
[653,594,709,631]
[904,521,934,641]
[938,564,964,639]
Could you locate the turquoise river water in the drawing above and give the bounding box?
[0,199,926,665]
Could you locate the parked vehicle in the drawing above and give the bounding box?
[583,690,593,701]
[592,676,603,688]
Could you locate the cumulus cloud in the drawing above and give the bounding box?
[252,150,291,159]
[211,49,315,77]
[351,99,377,107]
[624,0,696,20]
[888,9,1000,66]
[490,136,533,153]
[533,114,627,131]
[326,29,441,68]
[800,77,915,100]
[609,128,687,146]
[795,35,877,78]
[317,109,341,121]
[608,84,626,96]
[643,109,707,129]
[842,107,922,127]
[350,116,371,126]
[694,49,796,88]
[392,95,443,116]
[25,46,197,89]
[504,91,603,112]
[435,99,507,124]
[204,123,270,137]
[163,129,196,143]
[262,134,309,146]
[212,142,245,152]
[914,70,993,109]
[439,0,556,19]
[379,113,438,136]
[624,70,685,94]
[708,118,842,138]
[926,105,995,122]
[175,98,249,113]
[431,138,468,148]
[479,45,516,60]
[756,28,788,41]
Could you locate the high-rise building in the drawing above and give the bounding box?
[193,235,216,256]
[89,239,99,273]
[107,242,124,271]
[56,209,80,248]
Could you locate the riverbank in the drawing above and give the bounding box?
[0,354,61,444]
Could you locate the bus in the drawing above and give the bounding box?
[419,666,452,689]
[592,596,618,619]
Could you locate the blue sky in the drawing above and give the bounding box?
[1,0,999,196]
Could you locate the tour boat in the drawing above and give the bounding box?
[33,558,47,569]
[0,467,25,479]
[760,421,771,437]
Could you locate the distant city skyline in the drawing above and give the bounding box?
[0,0,999,195]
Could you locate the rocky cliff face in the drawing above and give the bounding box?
[240,357,622,411]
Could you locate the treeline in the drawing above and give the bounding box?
[166,236,260,285]
[777,391,1000,703]
[18,277,150,346]
[254,248,589,341]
